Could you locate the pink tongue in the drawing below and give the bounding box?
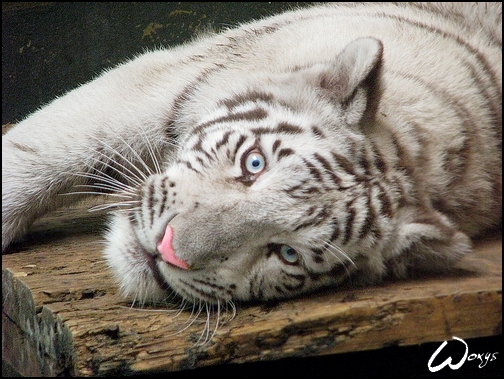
[156,225,189,270]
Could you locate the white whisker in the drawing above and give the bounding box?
[61,191,133,199]
[198,302,210,345]
[210,300,221,341]
[324,240,356,267]
[318,240,356,279]
[94,132,156,179]
[89,149,147,186]
[73,171,137,193]
[88,202,140,212]
[137,127,163,175]
[169,300,204,337]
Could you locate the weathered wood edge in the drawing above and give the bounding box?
[2,268,76,376]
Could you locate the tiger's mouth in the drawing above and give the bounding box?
[142,240,218,304]
[143,248,173,293]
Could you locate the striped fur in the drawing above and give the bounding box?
[2,3,501,308]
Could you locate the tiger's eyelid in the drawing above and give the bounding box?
[241,142,263,159]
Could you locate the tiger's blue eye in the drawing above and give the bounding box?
[245,150,266,175]
[280,245,299,264]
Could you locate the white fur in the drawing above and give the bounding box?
[2,3,501,306]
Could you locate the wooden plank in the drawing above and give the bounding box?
[2,269,76,376]
[2,199,502,376]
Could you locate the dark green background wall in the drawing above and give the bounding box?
[2,2,312,124]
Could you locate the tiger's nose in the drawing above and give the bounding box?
[157,225,189,270]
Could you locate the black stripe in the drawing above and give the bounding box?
[231,134,247,162]
[313,153,341,187]
[218,91,275,110]
[194,108,268,135]
[251,122,304,136]
[146,254,172,292]
[358,145,371,177]
[272,139,282,153]
[147,179,155,227]
[158,177,169,218]
[169,66,223,137]
[306,205,317,216]
[278,122,304,134]
[461,59,502,144]
[195,156,209,169]
[311,126,326,139]
[369,141,388,175]
[215,131,233,150]
[376,182,393,218]
[179,279,219,301]
[284,182,306,197]
[312,204,332,226]
[177,159,201,174]
[342,202,356,245]
[191,137,215,163]
[329,218,340,242]
[283,272,305,291]
[193,278,228,292]
[277,148,295,160]
[388,131,415,179]
[303,158,323,183]
[293,205,332,231]
[331,152,356,177]
[358,190,376,240]
[285,183,321,199]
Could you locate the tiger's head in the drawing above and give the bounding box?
[104,38,387,306]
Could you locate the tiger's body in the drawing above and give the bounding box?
[2,3,502,308]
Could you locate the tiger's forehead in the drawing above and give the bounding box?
[182,119,322,155]
[187,89,322,136]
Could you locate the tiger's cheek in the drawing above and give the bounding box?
[236,255,305,301]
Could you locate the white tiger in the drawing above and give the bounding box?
[2,3,502,311]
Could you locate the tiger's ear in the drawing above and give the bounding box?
[318,37,383,126]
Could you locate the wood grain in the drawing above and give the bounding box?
[2,199,502,376]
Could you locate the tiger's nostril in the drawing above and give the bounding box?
[157,225,189,270]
